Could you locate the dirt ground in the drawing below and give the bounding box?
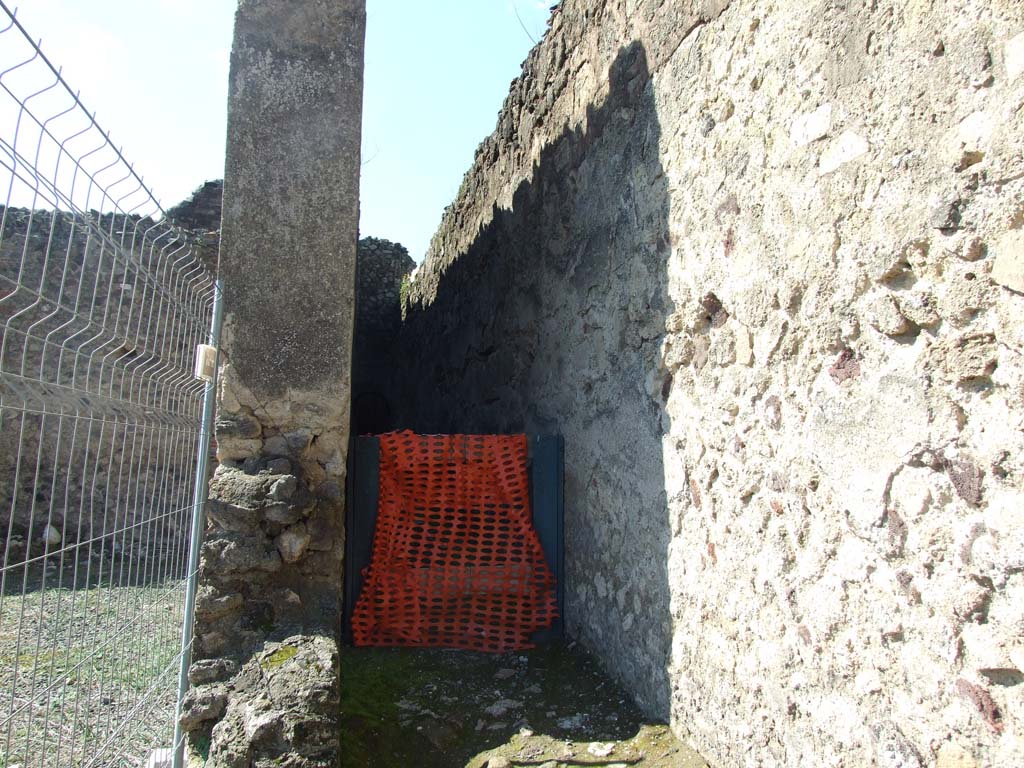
[340,643,708,767]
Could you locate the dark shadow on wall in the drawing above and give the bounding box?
[391,42,677,719]
[351,238,415,436]
[352,391,393,435]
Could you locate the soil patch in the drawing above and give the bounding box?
[340,643,707,767]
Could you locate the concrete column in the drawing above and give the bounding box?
[182,1,364,764]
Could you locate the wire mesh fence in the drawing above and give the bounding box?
[0,4,218,766]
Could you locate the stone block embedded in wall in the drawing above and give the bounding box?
[991,230,1024,294]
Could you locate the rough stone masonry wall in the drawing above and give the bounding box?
[396,1,1024,766]
[0,210,199,558]
[355,237,414,345]
[167,180,224,274]
[183,1,365,765]
[352,237,414,435]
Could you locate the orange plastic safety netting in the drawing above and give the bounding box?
[351,431,558,652]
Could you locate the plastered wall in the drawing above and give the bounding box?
[395,1,1024,765]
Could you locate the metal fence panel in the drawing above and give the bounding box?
[0,5,217,766]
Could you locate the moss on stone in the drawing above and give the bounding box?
[261,644,299,670]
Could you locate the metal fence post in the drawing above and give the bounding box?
[172,279,224,768]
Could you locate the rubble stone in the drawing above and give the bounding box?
[188,658,239,686]
[179,684,228,732]
[204,636,339,768]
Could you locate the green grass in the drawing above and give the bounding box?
[0,562,186,768]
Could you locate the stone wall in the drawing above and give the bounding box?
[394,1,1024,766]
[355,237,413,346]
[167,180,224,233]
[352,237,414,435]
[184,1,366,765]
[167,180,223,274]
[0,209,200,563]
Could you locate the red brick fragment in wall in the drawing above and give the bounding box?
[351,431,558,652]
[829,347,861,384]
[955,678,1003,733]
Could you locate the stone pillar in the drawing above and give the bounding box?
[181,1,365,764]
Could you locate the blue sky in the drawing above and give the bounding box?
[366,0,551,260]
[7,0,551,262]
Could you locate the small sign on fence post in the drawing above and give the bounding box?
[194,344,219,382]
